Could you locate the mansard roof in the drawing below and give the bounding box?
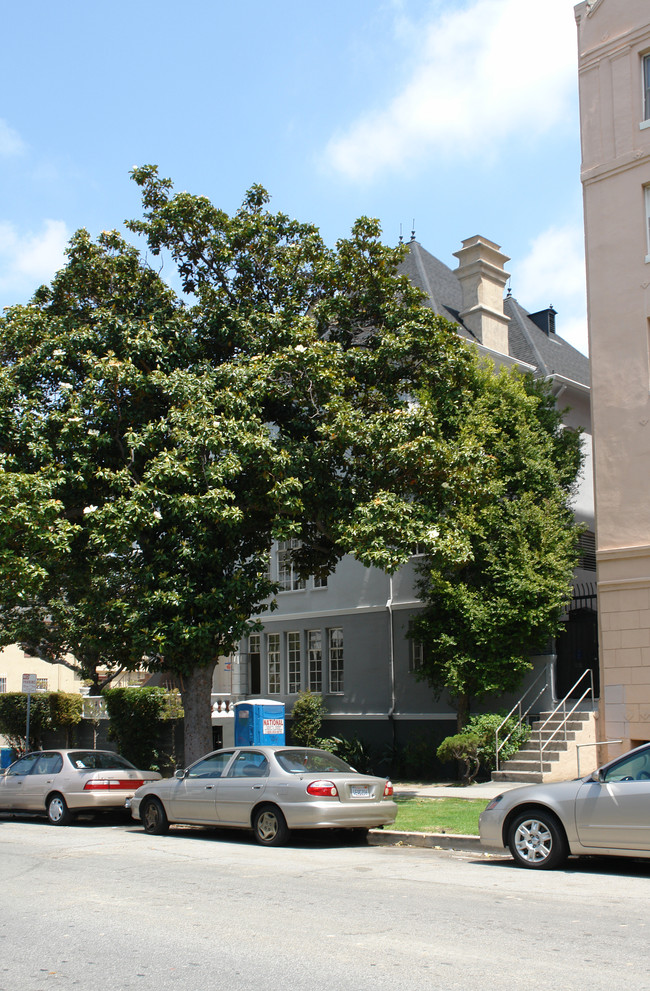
[399,239,589,388]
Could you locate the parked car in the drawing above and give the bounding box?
[0,749,161,825]
[130,745,397,846]
[479,741,650,869]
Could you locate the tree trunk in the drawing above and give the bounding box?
[179,662,217,766]
[456,692,470,732]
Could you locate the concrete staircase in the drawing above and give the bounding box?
[492,709,597,784]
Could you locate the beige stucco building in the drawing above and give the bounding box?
[576,0,650,753]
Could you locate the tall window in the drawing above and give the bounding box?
[249,633,261,695]
[277,540,306,591]
[0,676,6,694]
[645,186,650,261]
[287,632,302,693]
[308,631,322,692]
[267,633,281,694]
[644,54,650,121]
[328,628,344,694]
[409,641,424,674]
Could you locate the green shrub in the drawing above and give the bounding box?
[466,712,530,771]
[103,687,169,771]
[330,735,375,774]
[289,691,328,747]
[0,692,52,751]
[436,731,481,784]
[0,691,83,752]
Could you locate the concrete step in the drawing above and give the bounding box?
[492,770,544,783]
[497,758,553,773]
[530,719,590,734]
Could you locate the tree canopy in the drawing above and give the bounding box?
[409,365,583,729]
[1,167,493,761]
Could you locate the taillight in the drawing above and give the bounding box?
[84,779,145,791]
[306,780,339,797]
[383,780,394,797]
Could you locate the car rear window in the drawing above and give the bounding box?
[67,752,136,770]
[275,750,353,774]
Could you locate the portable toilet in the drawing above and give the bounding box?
[234,700,285,746]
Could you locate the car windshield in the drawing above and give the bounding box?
[275,750,354,774]
[67,752,136,770]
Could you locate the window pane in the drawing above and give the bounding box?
[287,632,301,693]
[644,55,650,121]
[268,633,281,693]
[308,631,322,693]
[328,628,344,693]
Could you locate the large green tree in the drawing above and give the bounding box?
[409,365,583,730]
[0,168,486,762]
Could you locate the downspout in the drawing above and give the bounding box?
[387,575,397,752]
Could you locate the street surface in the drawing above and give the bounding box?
[1,816,649,991]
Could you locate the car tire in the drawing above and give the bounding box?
[507,809,568,870]
[141,797,170,835]
[252,805,289,847]
[47,793,73,826]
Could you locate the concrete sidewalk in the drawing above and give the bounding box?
[368,779,523,853]
[392,779,523,800]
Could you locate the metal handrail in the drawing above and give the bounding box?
[495,668,596,773]
[576,739,622,778]
[536,669,595,772]
[495,667,550,771]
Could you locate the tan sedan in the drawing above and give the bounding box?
[0,749,161,825]
[131,746,397,845]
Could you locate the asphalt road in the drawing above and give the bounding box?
[1,816,649,991]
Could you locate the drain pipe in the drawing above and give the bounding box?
[387,575,397,752]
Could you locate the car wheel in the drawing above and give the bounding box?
[252,805,289,847]
[507,810,568,870]
[47,793,73,826]
[141,798,169,835]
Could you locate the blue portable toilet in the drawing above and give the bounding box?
[234,700,285,746]
[1,748,15,769]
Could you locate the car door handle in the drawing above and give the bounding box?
[252,785,262,790]
[204,785,213,790]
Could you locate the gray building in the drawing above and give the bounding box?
[214,235,595,765]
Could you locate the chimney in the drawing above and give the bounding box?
[453,235,510,354]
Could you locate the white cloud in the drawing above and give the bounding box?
[325,0,577,180]
[0,119,26,157]
[0,220,70,305]
[510,223,589,356]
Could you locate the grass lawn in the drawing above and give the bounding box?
[392,796,487,835]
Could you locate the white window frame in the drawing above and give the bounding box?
[643,53,650,125]
[644,185,650,263]
[307,631,323,693]
[277,540,306,591]
[0,676,7,694]
[287,632,302,694]
[328,628,344,694]
[267,633,281,694]
[409,641,424,674]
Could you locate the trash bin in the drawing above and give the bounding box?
[233,700,285,746]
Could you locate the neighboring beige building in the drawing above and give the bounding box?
[576,0,650,754]
[0,644,84,694]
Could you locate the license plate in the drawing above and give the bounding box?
[350,785,371,799]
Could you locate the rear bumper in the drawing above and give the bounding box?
[282,799,398,830]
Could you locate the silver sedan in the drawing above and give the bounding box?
[0,749,161,825]
[479,741,650,869]
[130,745,397,845]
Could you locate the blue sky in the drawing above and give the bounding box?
[0,0,588,353]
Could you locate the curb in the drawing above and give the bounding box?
[369,828,485,852]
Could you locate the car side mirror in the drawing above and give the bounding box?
[174,768,187,779]
[589,769,603,783]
